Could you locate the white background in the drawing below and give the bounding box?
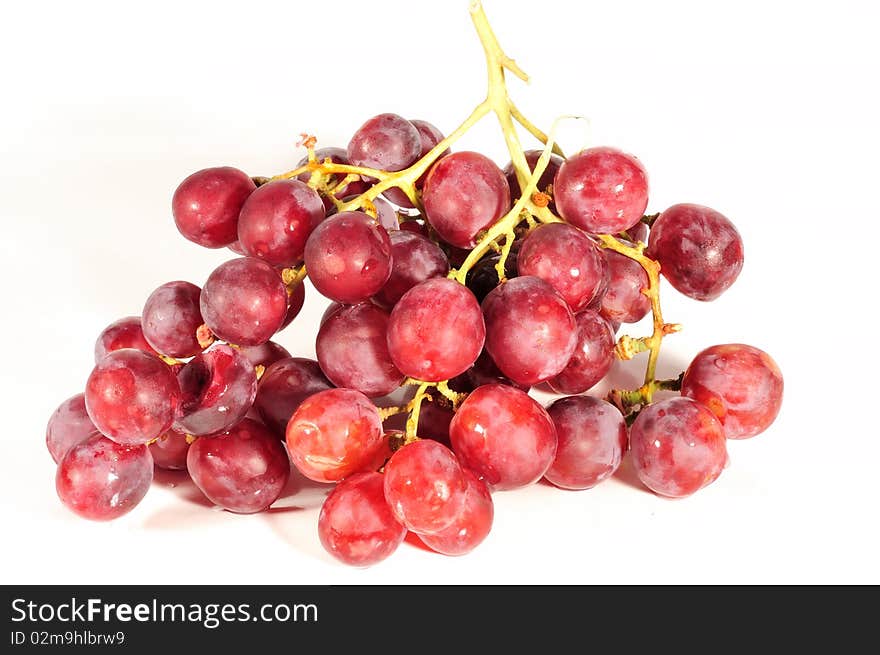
[1,0,877,584]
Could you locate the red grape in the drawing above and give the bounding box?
[544,396,627,490]
[85,349,181,445]
[347,113,421,171]
[517,222,608,311]
[175,344,257,437]
[46,393,99,464]
[237,179,325,267]
[141,281,204,358]
[629,397,727,498]
[94,316,157,363]
[286,388,384,483]
[239,340,291,369]
[554,147,649,234]
[316,302,404,397]
[418,468,493,556]
[200,257,288,346]
[422,151,510,248]
[254,357,333,435]
[599,250,651,324]
[449,384,557,490]
[149,428,191,470]
[547,309,616,394]
[482,276,577,386]
[386,278,485,382]
[648,203,744,301]
[304,211,392,303]
[681,343,783,439]
[172,166,255,248]
[56,434,153,521]
[187,418,290,513]
[318,471,406,567]
[383,118,449,207]
[383,439,467,534]
[373,230,450,309]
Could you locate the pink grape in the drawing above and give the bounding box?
[383,439,468,534]
[599,250,651,324]
[304,211,393,303]
[554,147,649,234]
[373,230,450,309]
[56,434,153,521]
[254,358,333,435]
[648,203,744,301]
[544,396,627,490]
[174,344,257,437]
[94,316,157,363]
[386,278,485,382]
[286,388,384,483]
[418,469,493,556]
[517,222,608,311]
[629,397,727,498]
[482,276,577,386]
[237,179,325,267]
[316,302,404,397]
[85,349,181,445]
[200,257,289,346]
[547,309,616,394]
[149,429,191,470]
[141,281,204,359]
[681,343,783,439]
[449,384,557,490]
[422,151,510,248]
[46,393,100,464]
[172,166,255,248]
[187,419,289,513]
[318,471,406,567]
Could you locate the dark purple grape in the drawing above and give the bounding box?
[482,276,577,386]
[422,151,511,248]
[517,222,608,311]
[200,257,288,346]
[599,250,651,324]
[278,281,306,331]
[544,396,627,490]
[141,281,204,359]
[647,203,744,301]
[56,434,153,521]
[466,349,530,392]
[172,166,255,248]
[316,303,403,397]
[548,309,616,394]
[347,113,421,171]
[304,211,393,303]
[46,393,100,464]
[187,418,290,513]
[174,344,257,437]
[85,349,181,445]
[465,250,519,303]
[554,147,649,234]
[94,316,158,363]
[254,357,333,435]
[373,230,449,308]
[237,179,325,268]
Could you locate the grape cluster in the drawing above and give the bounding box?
[45,2,783,567]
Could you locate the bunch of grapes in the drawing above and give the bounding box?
[45,2,783,567]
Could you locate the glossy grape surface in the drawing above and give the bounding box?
[648,203,744,301]
[94,316,157,363]
[630,397,727,498]
[419,469,493,556]
[681,343,783,439]
[255,358,333,435]
[599,250,651,324]
[46,393,100,463]
[347,113,421,171]
[172,166,255,248]
[548,310,615,394]
[149,429,191,470]
[373,230,449,308]
[141,281,204,358]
